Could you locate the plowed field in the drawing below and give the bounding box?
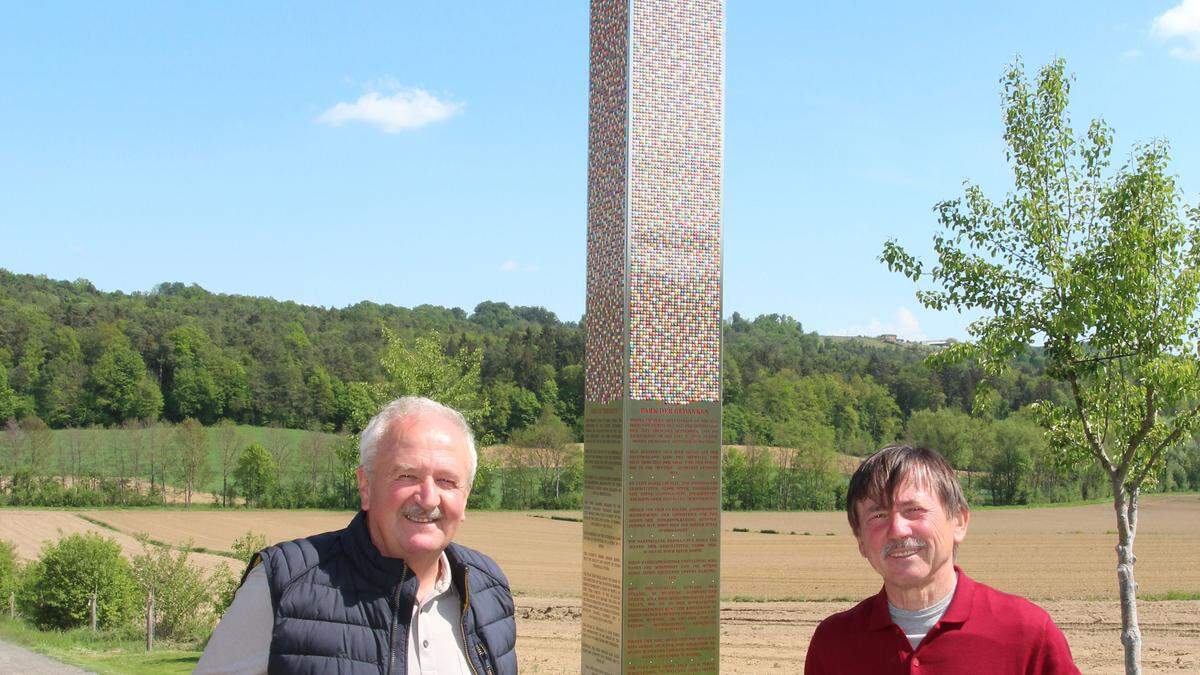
[2,494,1197,672]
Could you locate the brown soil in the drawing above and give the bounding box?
[2,494,1197,671]
[515,596,1200,674]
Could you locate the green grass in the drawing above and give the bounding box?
[1141,590,1200,601]
[0,617,200,674]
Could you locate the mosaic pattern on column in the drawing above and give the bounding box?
[585,0,629,406]
[627,0,723,405]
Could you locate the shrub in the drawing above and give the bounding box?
[0,539,18,600]
[131,537,216,642]
[17,532,139,630]
[213,531,267,615]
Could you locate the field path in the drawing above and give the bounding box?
[0,638,88,674]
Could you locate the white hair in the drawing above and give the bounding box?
[358,396,478,485]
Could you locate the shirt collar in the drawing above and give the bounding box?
[939,566,975,624]
[867,565,973,629]
[432,551,453,596]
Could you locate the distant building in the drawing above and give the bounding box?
[878,334,899,343]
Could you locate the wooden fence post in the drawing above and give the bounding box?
[8,590,13,619]
[89,592,97,631]
[146,588,155,652]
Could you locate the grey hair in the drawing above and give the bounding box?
[358,396,478,485]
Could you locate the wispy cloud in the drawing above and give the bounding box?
[841,307,926,342]
[498,259,538,273]
[1153,0,1200,61]
[1120,48,1142,60]
[317,86,464,133]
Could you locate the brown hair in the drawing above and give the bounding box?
[846,445,968,535]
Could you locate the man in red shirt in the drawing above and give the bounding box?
[805,445,1080,674]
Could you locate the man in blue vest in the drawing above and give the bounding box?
[198,396,517,674]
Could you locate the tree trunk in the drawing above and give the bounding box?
[1113,482,1141,674]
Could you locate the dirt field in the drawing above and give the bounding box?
[2,494,1198,672]
[513,596,1200,674]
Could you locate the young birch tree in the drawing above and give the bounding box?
[174,419,210,508]
[882,58,1200,674]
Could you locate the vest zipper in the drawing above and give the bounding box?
[387,563,409,675]
[459,571,484,675]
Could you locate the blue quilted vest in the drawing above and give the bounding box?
[252,511,517,674]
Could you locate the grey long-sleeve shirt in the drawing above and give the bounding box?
[195,552,472,674]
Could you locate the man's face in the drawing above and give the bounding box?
[854,473,968,594]
[357,412,472,564]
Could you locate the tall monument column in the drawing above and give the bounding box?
[583,1,723,672]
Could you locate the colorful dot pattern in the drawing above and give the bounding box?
[586,0,722,407]
[627,0,723,405]
[585,0,629,406]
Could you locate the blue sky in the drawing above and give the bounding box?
[3,2,1199,341]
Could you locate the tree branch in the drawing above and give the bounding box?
[1129,402,1200,489]
[1067,372,1115,474]
[1065,351,1140,367]
[1120,383,1156,472]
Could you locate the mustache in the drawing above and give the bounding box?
[403,505,443,520]
[882,537,927,556]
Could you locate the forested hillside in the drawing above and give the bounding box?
[0,269,1046,437]
[2,269,1197,508]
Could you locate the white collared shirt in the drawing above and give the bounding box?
[195,552,471,674]
[408,552,473,674]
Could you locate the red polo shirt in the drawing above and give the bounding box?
[805,568,1080,674]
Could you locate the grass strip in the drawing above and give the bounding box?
[1141,590,1200,601]
[73,513,241,560]
[0,616,200,675]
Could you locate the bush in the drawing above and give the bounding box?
[213,531,267,616]
[17,532,139,630]
[0,539,18,600]
[131,538,216,642]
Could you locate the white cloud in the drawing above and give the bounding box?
[1153,0,1200,60]
[498,260,538,273]
[1120,48,1142,60]
[841,307,927,342]
[317,87,464,133]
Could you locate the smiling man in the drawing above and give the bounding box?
[804,445,1079,674]
[197,396,516,675]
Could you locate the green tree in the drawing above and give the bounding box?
[882,58,1200,673]
[234,442,277,507]
[773,414,840,509]
[983,416,1042,505]
[332,434,360,508]
[88,332,162,424]
[164,325,249,424]
[17,532,139,630]
[174,418,211,508]
[214,531,267,614]
[215,419,242,507]
[0,538,18,602]
[509,410,579,505]
[34,328,88,427]
[20,415,52,474]
[722,446,776,510]
[371,328,485,425]
[0,363,16,423]
[905,407,985,471]
[131,537,215,641]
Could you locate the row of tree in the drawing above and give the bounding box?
[1,268,1058,450]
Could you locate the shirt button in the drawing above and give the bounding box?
[422,640,429,649]
[913,657,920,668]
